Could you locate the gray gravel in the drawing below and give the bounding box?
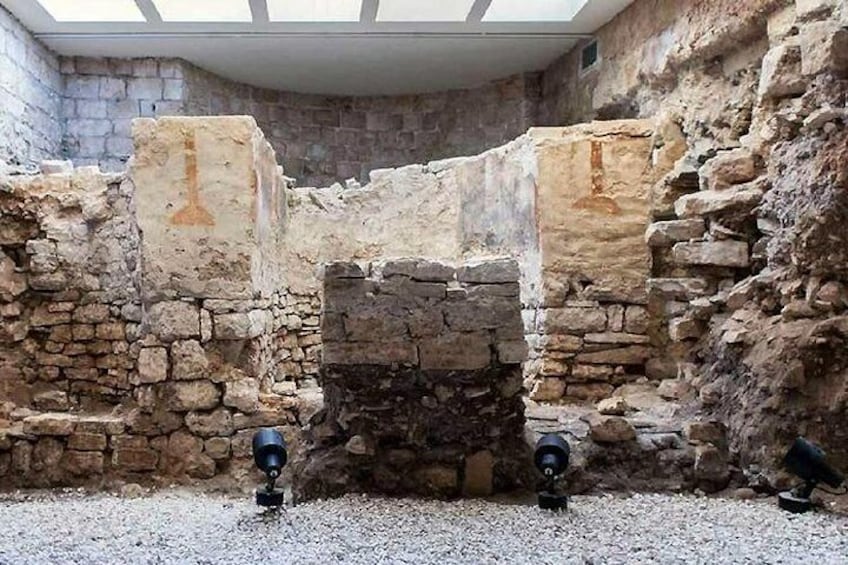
[1,490,846,564]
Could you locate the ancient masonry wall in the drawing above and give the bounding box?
[294,258,529,500]
[0,6,63,169]
[0,118,306,488]
[59,55,541,187]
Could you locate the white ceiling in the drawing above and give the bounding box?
[2,0,635,95]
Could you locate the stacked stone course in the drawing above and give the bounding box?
[294,258,530,500]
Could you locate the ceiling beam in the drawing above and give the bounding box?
[134,0,162,24]
[249,0,269,23]
[360,0,379,23]
[466,0,493,22]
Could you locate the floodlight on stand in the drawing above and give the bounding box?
[534,433,570,511]
[778,437,845,514]
[252,428,288,508]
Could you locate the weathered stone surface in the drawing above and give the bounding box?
[530,377,566,401]
[323,262,366,279]
[542,307,607,334]
[40,160,74,175]
[381,259,456,282]
[672,241,750,268]
[165,381,221,412]
[674,185,763,218]
[456,258,519,284]
[147,301,200,342]
[589,416,636,443]
[567,382,615,401]
[699,149,757,191]
[214,311,266,340]
[135,347,168,384]
[170,340,208,380]
[576,346,651,365]
[185,408,233,438]
[61,451,104,476]
[669,317,703,341]
[597,397,630,416]
[68,433,107,451]
[223,378,259,414]
[462,450,494,497]
[23,414,76,436]
[645,219,706,247]
[497,340,528,364]
[799,21,848,77]
[646,278,710,300]
[694,444,729,484]
[112,448,158,472]
[322,341,418,366]
[759,45,807,99]
[419,333,492,370]
[204,437,231,460]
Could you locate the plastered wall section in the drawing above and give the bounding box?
[130,116,285,302]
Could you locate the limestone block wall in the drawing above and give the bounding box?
[0,6,62,169]
[58,55,541,187]
[294,258,529,500]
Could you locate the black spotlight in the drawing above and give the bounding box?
[778,437,845,513]
[534,433,570,511]
[252,428,288,508]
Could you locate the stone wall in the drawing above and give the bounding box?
[60,55,541,187]
[294,258,529,500]
[0,117,303,489]
[0,6,62,169]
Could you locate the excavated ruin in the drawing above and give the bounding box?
[1,0,848,504]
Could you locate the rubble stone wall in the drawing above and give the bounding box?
[0,118,304,489]
[294,258,529,500]
[0,6,63,169]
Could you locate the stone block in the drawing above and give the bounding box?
[322,341,418,366]
[646,278,710,300]
[135,347,168,384]
[645,219,706,247]
[529,377,566,401]
[73,304,110,323]
[419,332,492,370]
[589,416,636,443]
[214,311,267,340]
[113,448,159,472]
[444,296,520,332]
[694,444,729,484]
[165,381,221,412]
[623,306,649,334]
[23,414,76,436]
[462,450,494,497]
[571,364,614,382]
[147,301,200,342]
[669,317,703,341]
[62,451,104,476]
[597,397,629,416]
[497,340,528,364]
[185,408,234,438]
[381,259,456,282]
[323,262,366,279]
[800,21,848,77]
[343,308,408,342]
[759,45,807,99]
[127,78,163,100]
[542,307,607,334]
[457,258,519,284]
[204,437,231,460]
[575,346,651,365]
[223,378,260,414]
[68,432,107,451]
[567,382,615,401]
[672,241,750,268]
[699,149,757,191]
[674,185,763,218]
[170,340,208,380]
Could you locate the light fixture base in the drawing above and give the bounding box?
[538,490,568,511]
[256,485,286,508]
[778,490,813,513]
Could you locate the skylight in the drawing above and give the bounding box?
[152,0,253,22]
[483,0,589,22]
[267,0,363,22]
[36,0,146,22]
[377,0,476,22]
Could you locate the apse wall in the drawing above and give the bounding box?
[59,55,542,187]
[0,6,62,168]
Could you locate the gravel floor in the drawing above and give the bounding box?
[1,489,847,564]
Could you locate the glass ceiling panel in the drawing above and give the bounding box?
[267,0,362,22]
[36,0,146,22]
[152,0,253,22]
[377,0,476,22]
[483,0,589,22]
